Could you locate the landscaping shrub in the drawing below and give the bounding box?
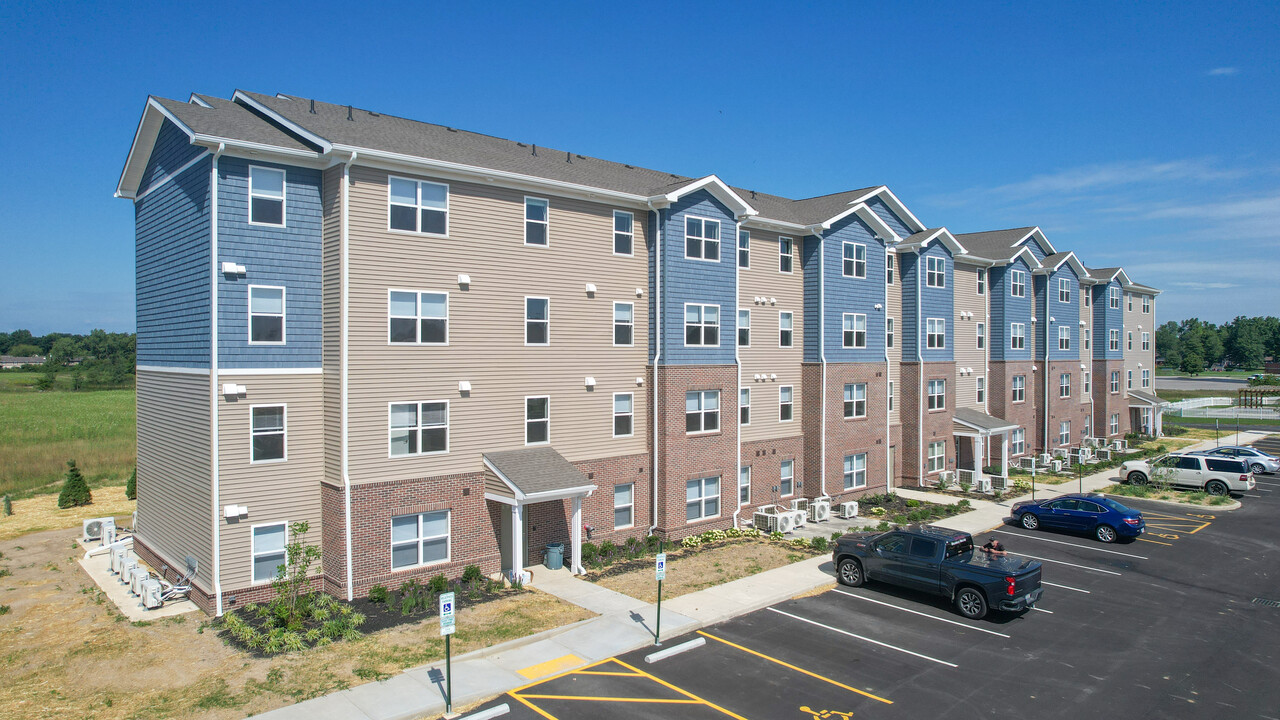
[905,499,921,508]
[810,536,828,552]
[125,467,136,500]
[581,542,599,565]
[461,565,483,583]
[645,535,661,551]
[830,531,842,543]
[367,585,389,604]
[57,459,92,508]
[428,574,449,593]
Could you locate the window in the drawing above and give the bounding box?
[738,467,751,505]
[1012,375,1026,403]
[1011,428,1025,455]
[686,390,720,433]
[1110,414,1119,435]
[779,236,793,273]
[1085,291,1091,307]
[1083,416,1092,438]
[391,510,450,569]
[1142,332,1150,351]
[389,291,447,344]
[1084,371,1091,393]
[977,322,985,350]
[927,441,945,473]
[1128,331,1133,351]
[779,311,794,348]
[614,484,634,528]
[844,383,867,418]
[1142,369,1150,388]
[1011,323,1025,350]
[613,393,633,437]
[843,454,867,490]
[251,405,286,462]
[248,166,285,226]
[926,318,946,349]
[927,379,946,410]
[613,302,634,346]
[780,460,794,496]
[1142,295,1150,313]
[976,377,985,404]
[977,268,986,295]
[1058,278,1071,303]
[1058,325,1070,351]
[1009,269,1027,298]
[926,256,946,288]
[1127,370,1133,389]
[843,242,866,278]
[1109,329,1120,351]
[1128,293,1133,311]
[613,210,633,256]
[1059,373,1071,398]
[1058,421,1070,446]
[687,476,720,521]
[1084,329,1091,350]
[779,386,794,422]
[1110,371,1120,393]
[389,177,448,234]
[843,313,866,349]
[888,380,894,411]
[252,523,287,583]
[685,304,720,346]
[738,230,750,268]
[739,388,750,425]
[886,318,895,348]
[911,538,939,559]
[525,197,549,246]
[526,396,550,444]
[248,286,285,344]
[1109,287,1120,309]
[886,252,895,284]
[525,297,550,345]
[737,310,750,346]
[685,216,720,260]
[389,401,449,456]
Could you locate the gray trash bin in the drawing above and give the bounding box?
[544,542,564,570]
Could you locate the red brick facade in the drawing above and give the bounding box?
[740,435,805,518]
[899,362,956,484]
[1037,360,1094,451]
[821,363,891,503]
[1093,359,1130,438]
[987,361,1035,457]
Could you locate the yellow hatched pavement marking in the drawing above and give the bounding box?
[517,694,703,704]
[613,658,752,719]
[517,654,586,680]
[510,692,560,720]
[1136,537,1174,546]
[510,658,611,693]
[697,631,893,705]
[572,670,645,677]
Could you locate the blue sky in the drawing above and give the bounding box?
[2,0,1276,334]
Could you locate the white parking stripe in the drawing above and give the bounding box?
[1244,494,1263,498]
[1030,607,1054,614]
[1016,553,1122,576]
[832,589,1011,638]
[996,529,1148,559]
[767,607,958,668]
[1253,480,1280,486]
[1042,581,1090,594]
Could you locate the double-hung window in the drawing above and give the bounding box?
[1127,370,1133,389]
[526,297,550,345]
[248,285,285,344]
[389,177,448,234]
[686,390,720,433]
[1142,369,1150,388]
[843,313,866,348]
[686,476,720,521]
[1059,373,1071,398]
[389,401,449,456]
[1110,414,1119,435]
[843,454,867,490]
[780,460,794,496]
[1110,371,1120,393]
[1085,291,1091,307]
[526,396,550,444]
[1012,375,1026,403]
[926,318,946,349]
[1128,331,1133,351]
[888,380,895,411]
[1059,421,1071,446]
[248,166,285,226]
[1058,278,1071,303]
[737,310,750,347]
[685,304,720,346]
[779,237,794,273]
[613,393,634,437]
[613,302,634,346]
[779,311,794,348]
[977,268,986,295]
[252,523,287,583]
[391,510,449,569]
[1011,270,1026,297]
[738,467,751,505]
[389,291,447,344]
[1128,293,1133,311]
[1011,428,1025,455]
[779,386,794,422]
[1142,332,1150,351]
[976,377,985,404]
[1109,329,1120,351]
[1011,323,1025,350]
[886,252,895,284]
[613,210,633,256]
[525,197,549,246]
[927,441,945,473]
[251,405,286,462]
[739,388,750,425]
[926,256,946,288]
[1084,372,1091,393]
[738,230,750,268]
[1084,329,1092,350]
[1058,325,1070,350]
[614,484,634,528]
[977,322,985,350]
[1142,295,1150,313]
[686,217,720,260]
[886,318,895,348]
[927,379,946,410]
[844,383,867,418]
[1109,287,1120,309]
[843,242,866,278]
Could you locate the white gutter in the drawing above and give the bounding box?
[818,231,828,498]
[646,201,662,537]
[916,249,924,484]
[884,244,891,490]
[342,151,357,600]
[732,218,743,528]
[210,143,225,616]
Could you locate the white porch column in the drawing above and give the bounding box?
[511,503,524,583]
[571,496,583,574]
[1155,407,1163,437]
[975,435,985,482]
[1001,433,1009,478]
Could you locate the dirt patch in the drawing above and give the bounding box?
[0,526,592,720]
[593,539,822,603]
[0,485,135,543]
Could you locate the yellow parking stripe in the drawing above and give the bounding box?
[517,694,703,704]
[509,658,610,693]
[697,631,892,705]
[572,670,645,677]
[1136,537,1173,546]
[510,692,560,720]
[517,654,586,680]
[614,658,753,719]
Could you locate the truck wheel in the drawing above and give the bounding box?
[1127,471,1148,485]
[837,558,865,587]
[1095,524,1118,543]
[1020,513,1039,530]
[955,587,988,620]
[1206,480,1229,496]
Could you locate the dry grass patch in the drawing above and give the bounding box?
[0,485,135,542]
[594,539,820,603]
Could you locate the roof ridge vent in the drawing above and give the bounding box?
[309,99,316,114]
[347,104,353,121]
[532,143,537,156]
[566,150,571,163]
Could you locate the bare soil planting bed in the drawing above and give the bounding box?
[592,538,824,603]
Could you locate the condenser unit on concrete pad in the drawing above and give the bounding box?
[1051,460,1064,473]
[130,567,150,596]
[809,499,831,522]
[975,477,992,493]
[790,509,807,528]
[83,517,115,543]
[1020,457,1037,471]
[789,498,809,514]
[120,558,138,582]
[837,501,859,519]
[141,578,164,609]
[110,547,130,574]
[776,511,796,533]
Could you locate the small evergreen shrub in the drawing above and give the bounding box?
[57,460,92,509]
[125,468,137,500]
[810,536,828,552]
[427,574,449,593]
[367,585,389,603]
[461,565,483,583]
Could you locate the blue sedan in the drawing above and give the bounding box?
[1009,493,1145,543]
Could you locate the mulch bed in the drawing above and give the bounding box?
[352,580,526,634]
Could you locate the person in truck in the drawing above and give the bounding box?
[981,537,1007,556]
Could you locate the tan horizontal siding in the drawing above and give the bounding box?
[322,165,343,485]
[887,260,903,424]
[739,229,804,442]
[954,266,985,410]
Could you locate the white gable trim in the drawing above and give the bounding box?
[1011,227,1056,255]
[116,97,197,199]
[1039,250,1089,278]
[898,227,967,255]
[232,90,333,153]
[652,175,758,219]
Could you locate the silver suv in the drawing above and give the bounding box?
[1119,453,1255,496]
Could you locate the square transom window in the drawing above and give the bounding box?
[686,390,720,433]
[391,510,450,569]
[389,401,449,456]
[389,291,447,344]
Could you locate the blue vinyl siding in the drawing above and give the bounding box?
[802,235,821,362]
[216,157,323,368]
[1040,264,1079,361]
[648,210,659,361]
[660,190,737,365]
[137,119,203,197]
[1092,279,1124,360]
[866,197,913,239]
[901,242,954,362]
[988,257,1032,362]
[822,214,885,362]
[135,154,212,368]
[1024,237,1048,263]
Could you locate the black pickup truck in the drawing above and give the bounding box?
[832,524,1043,620]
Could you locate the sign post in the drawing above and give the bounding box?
[439,591,456,715]
[654,543,666,646]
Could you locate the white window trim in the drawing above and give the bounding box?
[1142,296,1151,314]
[778,236,794,274]
[1110,287,1120,309]
[1084,372,1092,393]
[686,390,720,436]
[390,510,452,571]
[780,459,795,497]
[976,376,985,404]
[387,400,451,458]
[843,312,867,349]
[386,175,450,238]
[1011,270,1026,298]
[1060,373,1071,398]
[525,395,551,446]
[887,317,895,348]
[844,453,868,490]
[1111,372,1120,394]
[842,241,867,279]
[387,289,449,346]
[927,379,946,411]
[888,380,895,412]
[613,301,634,348]
[525,296,551,347]
[977,322,985,350]
[1142,332,1150,351]
[1110,414,1120,435]
[612,392,634,439]
[886,251,895,285]
[926,256,946,288]
[684,215,722,262]
[926,317,946,350]
[738,466,751,507]
[738,309,751,348]
[739,387,751,426]
[613,210,634,257]
[247,165,286,228]
[844,382,867,419]
[250,521,288,585]
[1011,323,1026,350]
[1059,277,1071,303]
[779,385,794,423]
[1058,325,1070,351]
[927,441,946,474]
[247,285,286,346]
[1011,429,1025,455]
[1012,375,1026,403]
[977,268,986,296]
[1059,421,1071,446]
[778,310,794,348]
[614,484,635,529]
[686,476,722,522]
[1110,329,1120,351]
[684,302,721,348]
[738,229,750,269]
[524,196,550,247]
[249,403,287,464]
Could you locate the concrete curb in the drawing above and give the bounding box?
[1097,492,1243,512]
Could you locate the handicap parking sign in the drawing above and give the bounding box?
[655,553,666,581]
[439,591,456,636]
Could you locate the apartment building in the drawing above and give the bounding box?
[116,90,1163,614]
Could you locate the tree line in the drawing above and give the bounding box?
[1155,316,1280,374]
[0,328,136,388]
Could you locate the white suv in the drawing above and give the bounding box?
[1120,453,1255,496]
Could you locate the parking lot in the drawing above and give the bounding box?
[469,440,1280,720]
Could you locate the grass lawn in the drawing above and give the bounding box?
[592,538,822,603]
[1105,485,1237,507]
[0,388,135,497]
[1156,368,1261,378]
[1165,414,1280,429]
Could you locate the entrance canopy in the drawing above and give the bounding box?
[1127,389,1167,409]
[952,407,1019,436]
[952,407,1017,485]
[482,447,596,579]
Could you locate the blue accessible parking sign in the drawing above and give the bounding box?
[439,591,456,636]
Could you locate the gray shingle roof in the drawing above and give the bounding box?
[951,228,1037,261]
[153,97,317,153]
[954,407,1019,433]
[1128,390,1167,406]
[483,447,594,497]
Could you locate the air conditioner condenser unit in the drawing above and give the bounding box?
[1051,460,1064,473]
[754,511,780,534]
[776,512,797,534]
[809,499,831,522]
[83,517,115,543]
[789,498,809,514]
[791,509,808,527]
[130,567,150,596]
[120,558,138,582]
[837,501,859,519]
[141,578,164,609]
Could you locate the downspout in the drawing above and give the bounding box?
[646,201,662,537]
[341,151,357,600]
[210,142,225,616]
[916,249,924,484]
[884,245,891,490]
[732,219,743,528]
[818,230,828,498]
[1043,285,1051,452]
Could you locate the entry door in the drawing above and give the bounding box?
[499,505,531,572]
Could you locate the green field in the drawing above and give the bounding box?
[0,379,136,497]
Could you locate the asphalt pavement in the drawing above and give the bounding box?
[1155,376,1247,391]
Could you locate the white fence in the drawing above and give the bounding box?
[1166,397,1231,412]
[1177,407,1280,419]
